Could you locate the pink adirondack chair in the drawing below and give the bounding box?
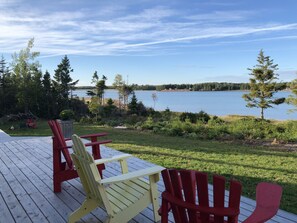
[160,169,282,223]
[48,120,112,192]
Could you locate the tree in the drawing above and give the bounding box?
[286,78,297,112]
[152,92,158,109]
[0,56,16,116]
[10,38,41,113]
[242,50,286,119]
[128,93,138,114]
[113,74,124,109]
[94,73,107,105]
[53,55,78,111]
[122,84,134,108]
[42,71,54,118]
[88,97,100,121]
[30,66,43,116]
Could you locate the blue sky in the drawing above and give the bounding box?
[1,0,297,86]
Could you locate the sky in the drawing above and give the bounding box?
[1,0,297,86]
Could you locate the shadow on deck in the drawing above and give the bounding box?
[0,137,296,223]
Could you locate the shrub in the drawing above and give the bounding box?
[227,118,277,140]
[142,117,155,130]
[59,109,75,120]
[180,112,197,123]
[197,110,210,123]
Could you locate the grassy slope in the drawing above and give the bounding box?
[2,120,297,214]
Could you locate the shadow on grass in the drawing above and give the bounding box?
[114,146,297,175]
[107,130,297,159]
[116,147,297,214]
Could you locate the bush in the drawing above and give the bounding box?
[180,112,197,123]
[227,118,277,140]
[197,110,210,123]
[59,109,75,120]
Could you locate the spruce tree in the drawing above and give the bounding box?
[42,71,53,118]
[242,50,286,119]
[53,55,78,111]
[128,93,138,114]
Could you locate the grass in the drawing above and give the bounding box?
[1,120,297,214]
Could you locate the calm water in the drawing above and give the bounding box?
[73,89,297,120]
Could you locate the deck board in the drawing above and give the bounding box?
[0,137,296,223]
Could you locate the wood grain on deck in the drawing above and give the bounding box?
[0,137,296,223]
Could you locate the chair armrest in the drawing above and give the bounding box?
[79,132,108,139]
[64,137,72,141]
[242,208,279,223]
[84,140,112,147]
[100,166,164,185]
[242,182,282,223]
[94,154,132,165]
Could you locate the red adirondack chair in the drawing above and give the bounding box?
[160,169,282,223]
[48,120,112,192]
[26,118,37,128]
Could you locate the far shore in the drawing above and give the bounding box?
[75,87,292,92]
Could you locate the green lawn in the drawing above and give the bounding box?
[2,120,297,214]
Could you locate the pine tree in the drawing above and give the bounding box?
[42,71,53,118]
[242,50,286,119]
[30,66,43,116]
[53,55,78,111]
[128,93,138,114]
[91,71,107,105]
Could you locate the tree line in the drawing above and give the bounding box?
[91,82,289,92]
[1,40,297,121]
[0,39,82,119]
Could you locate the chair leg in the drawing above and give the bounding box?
[150,174,161,222]
[68,199,98,223]
[53,176,62,193]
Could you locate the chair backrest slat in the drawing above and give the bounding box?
[168,169,188,223]
[71,135,103,200]
[228,180,242,223]
[213,175,226,223]
[162,169,242,223]
[48,120,73,169]
[196,172,210,223]
[180,170,197,223]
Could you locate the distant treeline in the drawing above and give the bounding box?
[77,82,290,91]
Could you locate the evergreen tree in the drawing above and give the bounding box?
[53,55,78,111]
[242,50,286,119]
[42,71,53,118]
[29,66,43,116]
[0,56,15,115]
[128,93,138,114]
[97,75,107,105]
[286,78,297,112]
[90,71,107,105]
[122,84,134,108]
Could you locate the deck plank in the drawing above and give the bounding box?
[0,137,296,223]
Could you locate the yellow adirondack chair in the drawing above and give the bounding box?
[69,134,164,223]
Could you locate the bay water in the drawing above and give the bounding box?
[73,89,297,120]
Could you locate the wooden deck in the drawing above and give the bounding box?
[0,136,296,223]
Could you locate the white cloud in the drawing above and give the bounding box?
[0,1,297,56]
